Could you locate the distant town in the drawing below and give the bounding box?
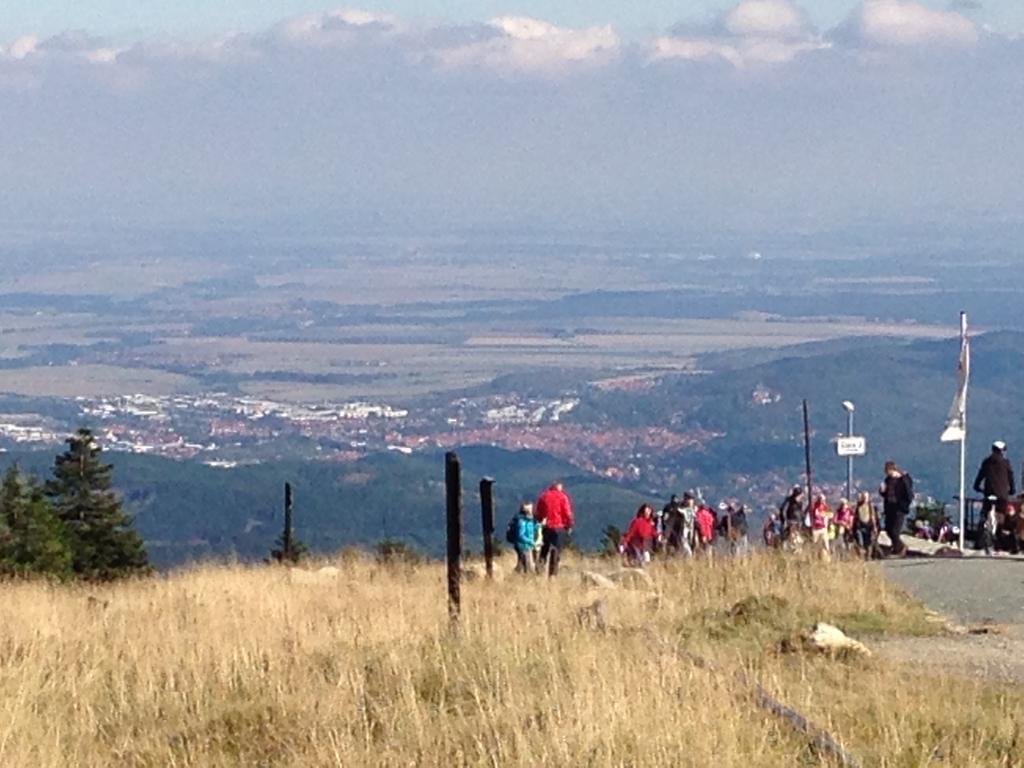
[0,389,712,485]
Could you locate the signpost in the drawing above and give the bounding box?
[837,399,863,503]
[836,437,866,457]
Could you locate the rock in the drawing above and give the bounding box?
[607,568,655,590]
[317,566,341,578]
[576,598,609,631]
[580,571,617,589]
[805,623,872,657]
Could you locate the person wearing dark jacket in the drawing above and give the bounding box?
[778,486,804,540]
[878,461,913,556]
[973,441,1015,554]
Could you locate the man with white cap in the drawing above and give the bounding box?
[973,440,1015,554]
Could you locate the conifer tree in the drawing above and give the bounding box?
[0,466,72,577]
[46,428,148,579]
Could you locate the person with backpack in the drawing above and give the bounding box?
[853,491,879,559]
[534,481,574,577]
[507,503,540,574]
[879,461,913,557]
[619,504,658,567]
[779,485,805,543]
[717,503,749,556]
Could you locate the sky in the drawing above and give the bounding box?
[4,0,1022,40]
[1,1,1022,233]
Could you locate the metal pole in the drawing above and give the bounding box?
[803,400,813,510]
[480,477,495,580]
[958,436,966,551]
[958,311,968,552]
[846,410,854,502]
[445,452,463,623]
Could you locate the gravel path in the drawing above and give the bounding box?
[878,557,1024,684]
[881,557,1024,625]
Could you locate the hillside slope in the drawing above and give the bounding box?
[3,446,646,567]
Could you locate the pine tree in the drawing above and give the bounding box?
[46,428,148,579]
[0,466,72,578]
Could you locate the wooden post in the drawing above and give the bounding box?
[480,477,496,580]
[445,452,463,623]
[283,482,294,561]
[803,400,814,511]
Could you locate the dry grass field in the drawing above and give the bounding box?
[0,553,1020,767]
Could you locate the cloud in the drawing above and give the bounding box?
[654,0,827,68]
[1,4,1022,235]
[6,35,39,60]
[433,16,620,75]
[270,8,399,47]
[724,0,810,39]
[839,1,979,47]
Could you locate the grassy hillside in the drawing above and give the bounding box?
[0,554,1019,766]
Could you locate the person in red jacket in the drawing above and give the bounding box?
[694,502,715,558]
[620,504,658,567]
[535,481,574,577]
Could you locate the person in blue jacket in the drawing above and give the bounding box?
[513,503,540,574]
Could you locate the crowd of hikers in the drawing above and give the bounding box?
[507,441,1024,575]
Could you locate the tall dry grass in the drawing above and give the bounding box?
[0,552,1019,767]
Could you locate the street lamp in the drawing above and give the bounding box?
[841,401,855,501]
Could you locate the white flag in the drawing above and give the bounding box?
[940,314,969,443]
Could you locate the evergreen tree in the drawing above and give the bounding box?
[0,466,72,578]
[46,429,148,579]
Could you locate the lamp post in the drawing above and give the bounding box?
[841,401,855,501]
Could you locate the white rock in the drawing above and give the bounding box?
[807,623,872,657]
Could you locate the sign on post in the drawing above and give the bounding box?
[836,436,866,457]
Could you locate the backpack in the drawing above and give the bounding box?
[901,474,915,505]
[505,517,518,545]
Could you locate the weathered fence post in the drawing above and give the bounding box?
[480,477,495,580]
[283,482,294,561]
[445,452,463,623]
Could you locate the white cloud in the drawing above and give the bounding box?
[84,47,118,64]
[434,16,620,75]
[847,1,979,47]
[272,8,398,47]
[654,0,826,68]
[724,0,809,39]
[7,35,39,60]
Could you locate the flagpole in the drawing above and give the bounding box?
[958,311,967,551]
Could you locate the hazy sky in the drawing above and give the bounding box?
[2,1,1021,232]
[4,1,1021,40]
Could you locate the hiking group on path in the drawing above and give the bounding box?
[508,440,1024,574]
